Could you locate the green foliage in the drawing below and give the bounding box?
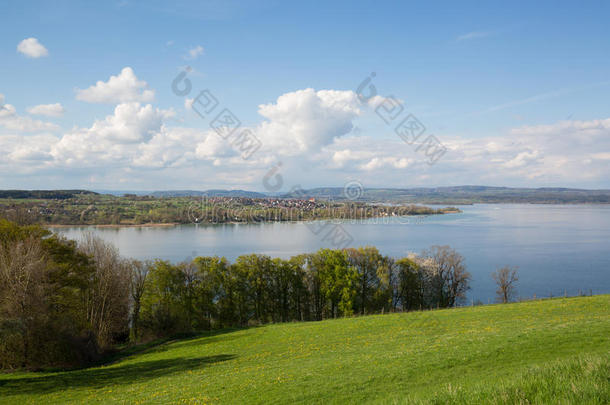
[140,260,189,336]
[133,246,475,341]
[314,249,357,318]
[395,257,425,311]
[346,246,388,315]
[0,219,130,369]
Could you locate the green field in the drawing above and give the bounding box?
[1,296,608,404]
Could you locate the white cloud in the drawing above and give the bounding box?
[2,79,610,189]
[0,95,58,132]
[89,102,174,143]
[194,132,236,160]
[2,134,57,163]
[185,45,204,60]
[131,126,241,169]
[27,103,65,117]
[437,118,610,184]
[256,88,363,155]
[360,156,411,171]
[17,38,49,58]
[134,127,203,168]
[503,150,540,168]
[75,67,155,104]
[50,102,174,166]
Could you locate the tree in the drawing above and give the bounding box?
[375,255,395,313]
[286,255,308,322]
[270,258,296,322]
[395,257,425,311]
[193,256,228,328]
[0,236,47,367]
[140,260,187,336]
[293,253,322,321]
[419,246,471,308]
[492,266,519,303]
[314,249,357,318]
[233,254,273,324]
[345,246,385,315]
[78,233,130,347]
[129,260,149,342]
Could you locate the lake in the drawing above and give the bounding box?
[54,204,610,303]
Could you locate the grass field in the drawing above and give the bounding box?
[1,296,608,404]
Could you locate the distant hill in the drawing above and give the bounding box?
[281,186,610,204]
[90,189,269,198]
[148,189,268,198]
[0,190,97,199]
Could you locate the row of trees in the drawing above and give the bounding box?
[131,246,472,340]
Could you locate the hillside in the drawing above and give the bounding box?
[148,190,268,198]
[282,186,610,204]
[0,190,97,199]
[0,295,608,404]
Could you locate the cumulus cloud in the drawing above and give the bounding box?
[17,37,49,58]
[75,67,155,104]
[50,103,174,166]
[0,95,58,132]
[256,88,363,155]
[91,103,174,143]
[27,103,65,117]
[132,126,240,169]
[1,134,57,163]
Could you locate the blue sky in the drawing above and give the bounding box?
[1,0,610,190]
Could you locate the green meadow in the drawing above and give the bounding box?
[1,295,608,404]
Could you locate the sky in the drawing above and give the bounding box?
[1,0,610,191]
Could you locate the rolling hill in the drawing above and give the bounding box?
[281,186,610,204]
[0,295,608,404]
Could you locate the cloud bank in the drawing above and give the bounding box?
[1,68,610,189]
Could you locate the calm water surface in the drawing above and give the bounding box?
[55,204,610,303]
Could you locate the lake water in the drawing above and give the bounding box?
[54,204,610,303]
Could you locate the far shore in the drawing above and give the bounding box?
[44,211,462,228]
[46,222,180,228]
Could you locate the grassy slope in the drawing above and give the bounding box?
[0,296,608,404]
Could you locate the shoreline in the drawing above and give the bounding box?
[44,211,461,228]
[46,223,180,228]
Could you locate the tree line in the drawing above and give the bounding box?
[0,217,481,369]
[126,245,472,343]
